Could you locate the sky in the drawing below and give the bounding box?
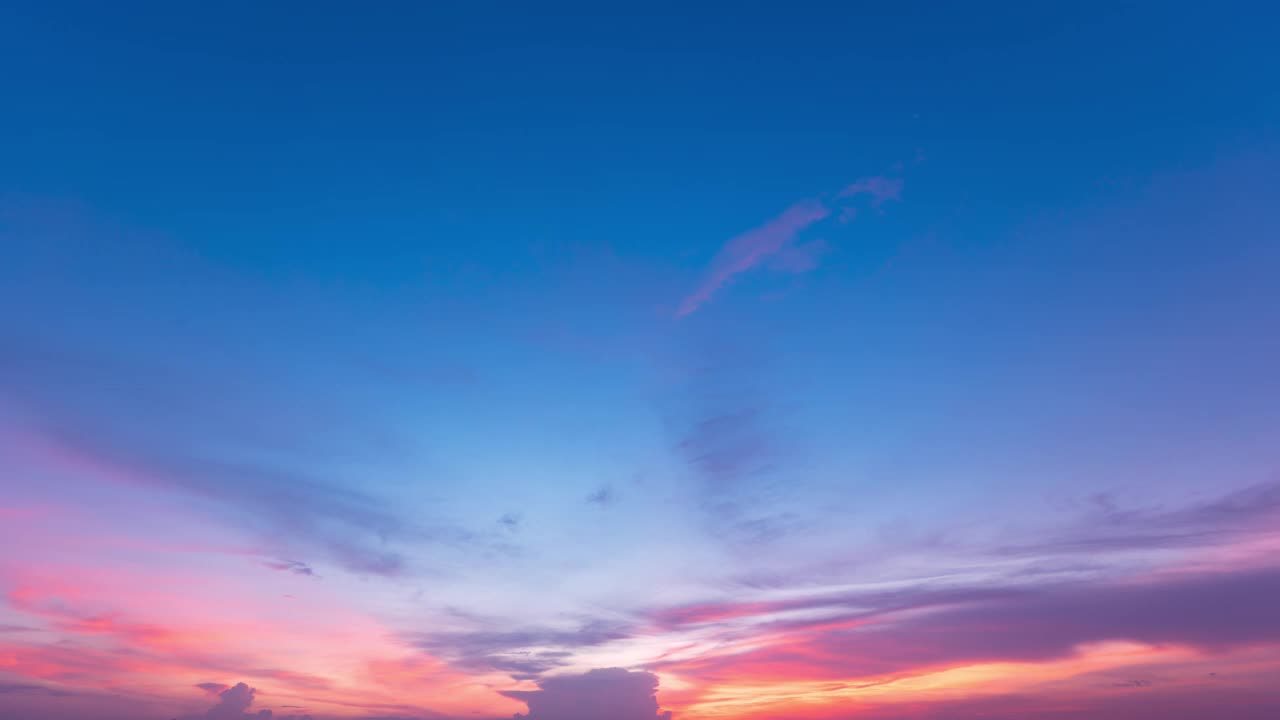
[1,2,1279,719]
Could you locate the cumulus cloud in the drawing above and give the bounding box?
[500,668,672,720]
[181,682,312,720]
[204,683,259,718]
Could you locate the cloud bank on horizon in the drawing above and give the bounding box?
[3,3,1280,720]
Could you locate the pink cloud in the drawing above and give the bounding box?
[676,199,830,317]
[676,176,903,317]
[838,176,904,205]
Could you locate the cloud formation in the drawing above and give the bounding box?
[0,682,72,697]
[183,682,313,720]
[998,481,1280,559]
[0,335,515,580]
[585,485,615,506]
[501,668,673,720]
[658,563,1280,686]
[838,176,904,204]
[675,176,903,316]
[261,560,318,578]
[409,622,630,680]
[204,683,259,718]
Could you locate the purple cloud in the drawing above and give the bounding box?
[261,560,318,578]
[204,683,259,718]
[501,668,673,720]
[677,407,773,492]
[846,687,1280,720]
[662,564,1280,683]
[0,683,73,697]
[838,175,904,204]
[181,682,313,720]
[676,199,830,317]
[675,176,902,316]
[407,622,631,681]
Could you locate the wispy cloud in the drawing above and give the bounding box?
[675,176,903,317]
[261,559,319,578]
[659,337,799,547]
[407,621,631,681]
[995,482,1280,559]
[0,336,515,578]
[648,563,1280,720]
[838,176,904,204]
[0,682,73,697]
[586,485,616,506]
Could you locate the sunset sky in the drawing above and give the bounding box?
[2,3,1280,719]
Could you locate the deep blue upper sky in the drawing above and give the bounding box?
[5,2,1274,236]
[4,0,1279,522]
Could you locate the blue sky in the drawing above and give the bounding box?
[2,3,1279,719]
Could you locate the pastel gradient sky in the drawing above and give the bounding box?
[3,2,1280,719]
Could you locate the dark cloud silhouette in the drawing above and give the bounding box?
[179,682,313,720]
[500,668,672,720]
[196,683,231,696]
[205,683,258,718]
